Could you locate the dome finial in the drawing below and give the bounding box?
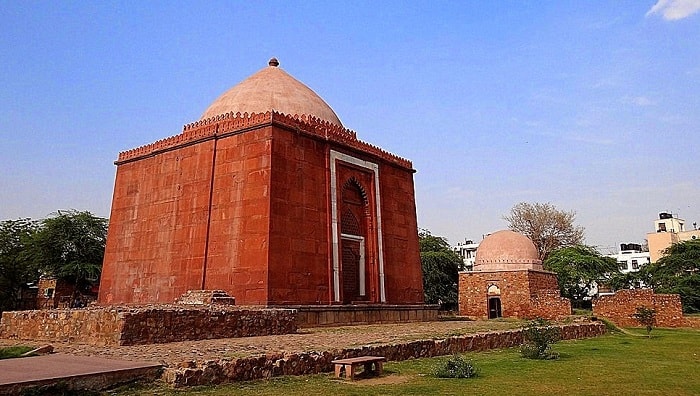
[268,58,280,67]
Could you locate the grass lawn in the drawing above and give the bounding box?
[0,345,34,359]
[112,328,700,396]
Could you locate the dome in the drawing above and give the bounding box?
[200,58,343,126]
[473,230,542,271]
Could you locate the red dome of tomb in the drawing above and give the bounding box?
[474,230,542,271]
[200,58,343,127]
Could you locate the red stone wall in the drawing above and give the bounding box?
[203,127,273,304]
[377,162,424,304]
[99,141,214,304]
[458,270,571,319]
[592,289,698,328]
[267,129,331,304]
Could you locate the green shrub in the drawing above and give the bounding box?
[520,318,561,360]
[632,306,656,337]
[434,355,479,378]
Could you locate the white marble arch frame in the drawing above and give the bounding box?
[330,150,385,303]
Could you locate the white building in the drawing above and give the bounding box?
[607,243,650,274]
[453,239,480,271]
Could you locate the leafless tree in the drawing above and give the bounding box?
[503,202,585,260]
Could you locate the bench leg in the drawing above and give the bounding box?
[347,364,356,380]
[362,361,384,377]
[335,364,343,378]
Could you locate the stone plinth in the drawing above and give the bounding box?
[288,304,439,327]
[0,305,297,346]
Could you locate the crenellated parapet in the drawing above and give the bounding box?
[117,111,412,169]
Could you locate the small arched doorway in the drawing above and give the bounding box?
[339,179,369,304]
[487,284,502,319]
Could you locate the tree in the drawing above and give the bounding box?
[632,306,656,337]
[30,210,108,303]
[419,229,464,310]
[641,239,700,313]
[0,218,40,312]
[543,245,618,307]
[504,202,585,260]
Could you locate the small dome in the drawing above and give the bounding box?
[474,230,542,271]
[200,59,343,126]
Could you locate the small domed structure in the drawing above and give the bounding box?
[474,230,542,271]
[200,58,343,126]
[458,230,570,320]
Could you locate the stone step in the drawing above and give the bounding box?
[175,290,236,305]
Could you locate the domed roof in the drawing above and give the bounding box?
[474,230,542,271]
[200,58,343,126]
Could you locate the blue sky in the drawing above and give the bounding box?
[1,1,699,253]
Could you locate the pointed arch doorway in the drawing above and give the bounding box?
[329,150,386,304]
[340,180,368,304]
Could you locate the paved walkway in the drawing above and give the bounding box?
[0,354,161,395]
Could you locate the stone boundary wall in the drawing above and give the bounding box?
[291,305,439,327]
[593,289,700,328]
[0,306,297,346]
[164,322,606,387]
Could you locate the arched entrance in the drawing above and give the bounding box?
[340,180,369,304]
[487,284,502,319]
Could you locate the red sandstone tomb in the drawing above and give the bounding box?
[98,59,424,307]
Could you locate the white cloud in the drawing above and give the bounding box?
[623,95,657,106]
[633,96,655,106]
[646,0,700,20]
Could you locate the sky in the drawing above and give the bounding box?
[1,1,699,254]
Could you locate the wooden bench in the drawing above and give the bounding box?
[332,356,386,380]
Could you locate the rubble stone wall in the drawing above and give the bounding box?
[593,289,700,328]
[0,306,297,346]
[164,322,606,387]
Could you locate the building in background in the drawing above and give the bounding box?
[647,212,700,263]
[458,230,570,319]
[608,243,650,273]
[453,239,480,271]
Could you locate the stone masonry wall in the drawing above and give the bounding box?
[593,289,699,328]
[0,306,297,346]
[164,322,606,387]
